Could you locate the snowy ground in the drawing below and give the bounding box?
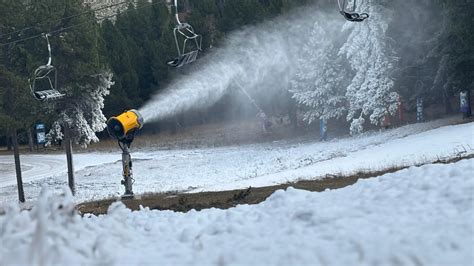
[0,118,473,206]
[1,158,473,265]
[0,154,118,187]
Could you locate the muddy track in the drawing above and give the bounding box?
[77,154,473,215]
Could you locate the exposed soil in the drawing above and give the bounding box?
[76,154,473,215]
[76,173,376,216]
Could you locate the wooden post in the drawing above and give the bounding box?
[64,126,75,195]
[11,128,25,203]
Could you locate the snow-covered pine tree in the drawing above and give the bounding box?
[47,71,113,147]
[31,0,115,148]
[290,20,347,124]
[339,0,398,134]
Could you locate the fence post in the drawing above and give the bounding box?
[11,128,25,202]
[64,126,75,195]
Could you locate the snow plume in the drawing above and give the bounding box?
[139,1,413,133]
[139,6,340,123]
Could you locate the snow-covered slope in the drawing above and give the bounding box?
[0,119,473,205]
[1,159,472,265]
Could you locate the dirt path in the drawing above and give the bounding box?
[76,172,373,215]
[76,179,343,215]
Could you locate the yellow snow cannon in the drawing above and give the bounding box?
[106,109,144,199]
[107,109,144,142]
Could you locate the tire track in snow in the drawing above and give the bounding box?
[0,155,66,187]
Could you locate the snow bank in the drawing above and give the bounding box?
[1,159,473,265]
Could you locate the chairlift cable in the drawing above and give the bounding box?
[0,1,163,47]
[26,1,162,101]
[0,0,133,39]
[1,20,94,47]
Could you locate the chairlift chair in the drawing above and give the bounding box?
[29,33,64,101]
[166,0,202,68]
[337,0,369,22]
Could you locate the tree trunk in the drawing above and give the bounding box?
[443,81,453,114]
[27,127,34,152]
[11,129,25,203]
[444,93,453,114]
[64,126,75,195]
[288,100,297,129]
[7,135,12,151]
[467,89,472,117]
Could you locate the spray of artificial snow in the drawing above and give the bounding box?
[138,6,341,123]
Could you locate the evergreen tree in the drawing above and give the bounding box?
[14,0,116,147]
[0,0,47,142]
[0,66,26,133]
[428,0,474,113]
[339,0,398,134]
[290,21,347,124]
[187,0,220,50]
[218,0,266,33]
[100,0,174,116]
[388,0,443,111]
[47,71,113,146]
[100,19,139,115]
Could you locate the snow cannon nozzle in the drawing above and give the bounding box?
[107,109,144,142]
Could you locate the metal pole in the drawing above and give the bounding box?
[121,143,134,198]
[11,128,25,203]
[64,126,75,195]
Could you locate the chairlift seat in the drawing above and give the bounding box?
[33,89,65,101]
[167,0,202,68]
[28,33,64,102]
[340,11,369,22]
[167,50,199,68]
[337,0,369,22]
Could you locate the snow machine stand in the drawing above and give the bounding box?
[106,109,144,199]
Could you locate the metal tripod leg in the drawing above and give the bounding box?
[121,144,134,199]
